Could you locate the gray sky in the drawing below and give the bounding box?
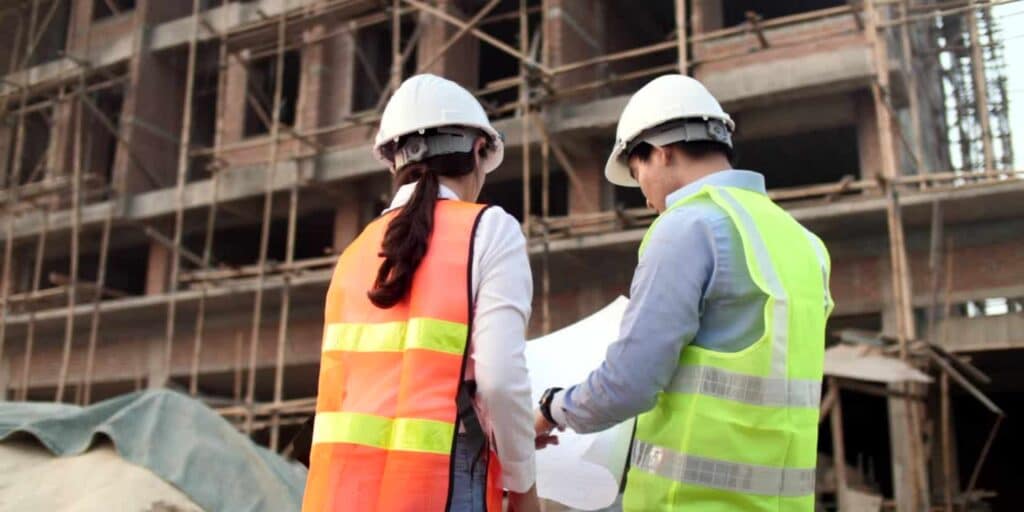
[995,2,1024,168]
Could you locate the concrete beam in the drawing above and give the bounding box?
[932,313,1024,353]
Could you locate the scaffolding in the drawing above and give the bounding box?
[0,0,1022,508]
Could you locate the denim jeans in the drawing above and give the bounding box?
[449,432,487,512]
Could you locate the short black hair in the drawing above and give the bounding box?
[628,140,734,167]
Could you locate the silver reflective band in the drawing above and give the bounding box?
[667,365,821,408]
[714,188,790,378]
[802,228,834,312]
[632,441,816,497]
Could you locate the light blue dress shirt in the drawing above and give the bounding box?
[551,170,778,433]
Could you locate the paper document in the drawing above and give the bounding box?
[525,297,634,511]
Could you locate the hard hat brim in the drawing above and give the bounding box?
[604,147,640,188]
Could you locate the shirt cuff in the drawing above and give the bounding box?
[500,454,536,493]
[550,389,569,428]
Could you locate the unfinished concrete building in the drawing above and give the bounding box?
[0,0,1020,509]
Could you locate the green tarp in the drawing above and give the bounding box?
[0,389,306,512]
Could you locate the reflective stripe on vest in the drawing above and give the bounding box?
[627,185,829,512]
[312,411,455,455]
[322,318,469,356]
[665,365,820,408]
[632,441,817,497]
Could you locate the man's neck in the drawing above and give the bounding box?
[680,158,731,187]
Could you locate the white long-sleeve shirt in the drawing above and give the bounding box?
[383,182,536,493]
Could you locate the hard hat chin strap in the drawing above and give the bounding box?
[393,127,478,170]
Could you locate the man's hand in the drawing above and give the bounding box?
[534,409,563,450]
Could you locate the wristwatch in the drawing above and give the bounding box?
[539,387,564,426]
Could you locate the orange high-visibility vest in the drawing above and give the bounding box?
[302,200,503,512]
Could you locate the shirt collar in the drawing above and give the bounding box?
[383,181,461,214]
[665,169,767,206]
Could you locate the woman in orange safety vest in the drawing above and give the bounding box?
[301,74,541,512]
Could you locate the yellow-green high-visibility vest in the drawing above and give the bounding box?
[624,185,833,512]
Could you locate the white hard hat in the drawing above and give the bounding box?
[374,74,504,174]
[605,75,735,187]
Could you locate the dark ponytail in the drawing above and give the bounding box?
[367,148,484,308]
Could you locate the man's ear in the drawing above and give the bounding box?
[653,145,671,167]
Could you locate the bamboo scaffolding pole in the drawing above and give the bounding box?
[75,89,163,189]
[829,379,849,505]
[940,372,954,512]
[0,217,14,400]
[55,85,81,403]
[0,12,25,146]
[550,40,675,76]
[3,76,131,118]
[270,17,316,452]
[190,0,232,398]
[519,0,530,237]
[17,210,47,401]
[180,255,337,283]
[20,1,41,74]
[403,0,546,74]
[539,2,551,335]
[675,0,688,73]
[390,0,401,94]
[479,6,541,26]
[19,0,61,71]
[0,3,40,380]
[963,416,1002,510]
[926,200,944,340]
[245,12,289,434]
[689,4,856,44]
[546,63,678,102]
[161,0,204,392]
[417,0,501,74]
[81,198,111,404]
[234,331,243,403]
[373,4,423,112]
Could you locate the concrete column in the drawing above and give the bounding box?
[300,20,356,147]
[0,122,13,188]
[145,241,170,295]
[0,356,9,402]
[691,0,724,34]
[65,0,97,54]
[49,96,76,179]
[333,188,361,252]
[0,13,22,75]
[221,51,249,145]
[416,1,479,89]
[567,150,606,215]
[544,0,604,91]
[855,92,882,182]
[145,241,171,388]
[111,0,189,195]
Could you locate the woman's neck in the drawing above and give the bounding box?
[438,175,477,202]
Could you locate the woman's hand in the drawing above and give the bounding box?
[508,485,541,512]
